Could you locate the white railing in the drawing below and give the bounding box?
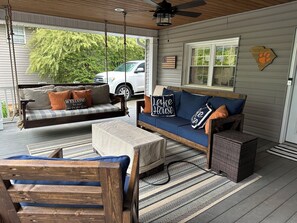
[0,86,18,123]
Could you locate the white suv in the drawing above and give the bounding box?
[94,60,145,100]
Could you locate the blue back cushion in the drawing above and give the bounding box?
[7,155,130,189]
[207,97,245,115]
[162,88,182,112]
[177,91,210,120]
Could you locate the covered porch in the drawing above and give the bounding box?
[0,0,296,145]
[1,0,297,222]
[0,99,296,222]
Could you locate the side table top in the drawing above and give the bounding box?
[214,130,257,144]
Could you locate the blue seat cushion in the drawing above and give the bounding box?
[177,91,210,120]
[139,112,157,126]
[178,125,209,147]
[156,116,190,135]
[207,97,245,115]
[163,88,182,112]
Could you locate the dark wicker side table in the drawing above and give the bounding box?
[211,130,257,183]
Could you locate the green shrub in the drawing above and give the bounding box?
[1,101,8,118]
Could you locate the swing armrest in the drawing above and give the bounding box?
[136,100,145,123]
[20,99,35,109]
[110,93,123,104]
[110,94,125,111]
[20,99,35,121]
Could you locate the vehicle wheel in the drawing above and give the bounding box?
[116,85,132,100]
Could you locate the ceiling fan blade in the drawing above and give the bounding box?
[175,11,202,17]
[143,0,159,7]
[175,0,206,10]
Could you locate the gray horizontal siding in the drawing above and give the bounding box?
[0,25,45,89]
[0,25,47,106]
[158,1,297,142]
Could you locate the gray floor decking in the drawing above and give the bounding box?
[0,99,296,223]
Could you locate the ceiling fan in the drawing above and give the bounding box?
[144,0,206,26]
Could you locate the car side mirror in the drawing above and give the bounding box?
[135,67,144,73]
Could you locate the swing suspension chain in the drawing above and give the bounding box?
[104,20,108,84]
[5,1,20,118]
[123,11,129,116]
[104,14,129,116]
[123,12,127,99]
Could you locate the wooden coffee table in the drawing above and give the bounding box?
[92,120,166,177]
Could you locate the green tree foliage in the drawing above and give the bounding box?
[1,102,8,118]
[28,29,145,83]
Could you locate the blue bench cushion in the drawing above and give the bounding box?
[156,116,190,135]
[163,88,182,112]
[178,125,209,147]
[177,91,210,120]
[207,97,245,115]
[139,112,157,126]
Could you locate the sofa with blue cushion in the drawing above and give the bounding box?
[136,86,247,169]
[0,148,139,223]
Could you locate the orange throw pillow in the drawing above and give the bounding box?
[205,105,229,134]
[72,90,93,107]
[48,91,71,110]
[143,95,151,113]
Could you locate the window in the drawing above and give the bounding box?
[184,37,239,89]
[137,63,145,70]
[8,26,26,44]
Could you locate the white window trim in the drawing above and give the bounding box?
[183,37,240,90]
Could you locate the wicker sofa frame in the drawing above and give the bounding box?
[19,83,126,129]
[136,86,247,169]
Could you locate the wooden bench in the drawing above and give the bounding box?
[137,86,247,169]
[0,148,139,223]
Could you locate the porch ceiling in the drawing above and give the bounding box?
[0,0,295,30]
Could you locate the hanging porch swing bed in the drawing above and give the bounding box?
[5,3,131,129]
[18,83,126,129]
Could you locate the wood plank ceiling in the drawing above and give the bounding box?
[0,0,295,30]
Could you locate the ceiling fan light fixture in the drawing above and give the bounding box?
[156,12,172,26]
[115,8,125,13]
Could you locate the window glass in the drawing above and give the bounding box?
[137,63,145,70]
[184,37,239,90]
[11,26,26,44]
[114,62,138,72]
[190,67,208,85]
[213,45,238,87]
